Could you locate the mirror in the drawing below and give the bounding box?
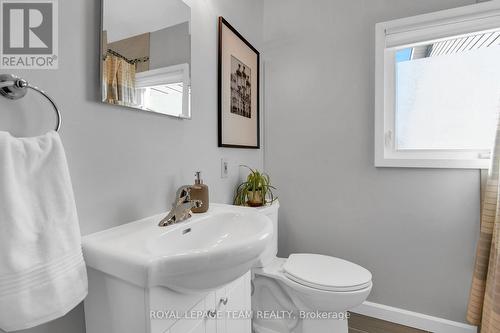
[101,0,191,118]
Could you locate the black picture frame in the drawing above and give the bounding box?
[218,16,260,149]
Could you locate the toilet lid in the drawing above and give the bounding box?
[283,254,372,292]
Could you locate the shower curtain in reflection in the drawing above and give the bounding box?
[102,53,136,106]
[468,115,500,332]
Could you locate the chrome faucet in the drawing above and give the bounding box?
[158,186,202,227]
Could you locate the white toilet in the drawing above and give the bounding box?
[252,202,372,333]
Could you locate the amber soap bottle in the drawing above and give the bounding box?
[190,171,209,213]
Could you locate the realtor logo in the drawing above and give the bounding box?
[0,0,58,69]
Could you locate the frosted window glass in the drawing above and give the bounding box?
[143,83,184,116]
[395,46,500,150]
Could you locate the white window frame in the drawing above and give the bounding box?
[375,1,500,169]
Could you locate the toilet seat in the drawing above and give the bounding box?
[282,254,372,292]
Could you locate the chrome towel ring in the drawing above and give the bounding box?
[0,74,61,132]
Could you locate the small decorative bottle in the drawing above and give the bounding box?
[190,171,209,213]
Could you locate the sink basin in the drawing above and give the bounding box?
[82,204,273,293]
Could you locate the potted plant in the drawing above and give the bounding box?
[234,166,277,207]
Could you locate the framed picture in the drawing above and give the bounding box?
[218,17,260,148]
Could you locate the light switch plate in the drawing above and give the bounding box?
[221,158,229,178]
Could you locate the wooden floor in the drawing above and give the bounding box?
[348,313,430,333]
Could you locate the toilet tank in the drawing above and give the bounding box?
[254,200,279,267]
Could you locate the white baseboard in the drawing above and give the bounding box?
[350,301,477,333]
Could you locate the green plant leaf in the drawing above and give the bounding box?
[233,165,278,206]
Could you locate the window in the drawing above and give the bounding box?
[139,83,186,115]
[375,2,500,169]
[135,63,191,118]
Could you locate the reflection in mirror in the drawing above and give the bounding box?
[101,0,191,118]
[394,29,500,151]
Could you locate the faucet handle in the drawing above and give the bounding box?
[173,185,192,205]
[192,199,203,209]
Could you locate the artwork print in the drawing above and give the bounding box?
[230,56,252,118]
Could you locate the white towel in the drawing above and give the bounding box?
[0,131,87,332]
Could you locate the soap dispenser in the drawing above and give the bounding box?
[190,171,209,213]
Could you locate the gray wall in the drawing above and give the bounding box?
[0,0,264,332]
[263,0,479,323]
[150,22,191,70]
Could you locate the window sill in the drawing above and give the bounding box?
[375,157,489,169]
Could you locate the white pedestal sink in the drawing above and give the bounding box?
[82,204,273,293]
